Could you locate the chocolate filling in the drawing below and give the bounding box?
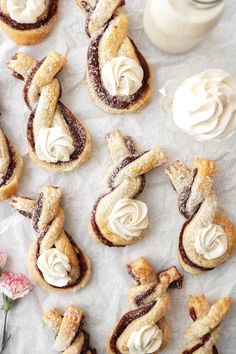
[0,1,58,30]
[189,307,197,322]
[36,231,89,289]
[87,22,150,110]
[179,218,215,272]
[0,137,16,188]
[183,332,211,354]
[135,283,157,307]
[107,152,146,191]
[123,136,136,155]
[189,308,218,354]
[83,0,125,37]
[17,210,32,218]
[32,193,43,232]
[126,264,141,285]
[183,326,219,354]
[90,193,118,247]
[80,331,97,354]
[134,271,183,307]
[23,60,44,110]
[109,301,156,354]
[178,169,198,219]
[90,153,147,247]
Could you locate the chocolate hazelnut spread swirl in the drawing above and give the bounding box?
[166,158,236,275]
[0,128,23,201]
[181,295,232,354]
[107,257,183,354]
[11,185,92,294]
[89,130,166,247]
[76,0,152,113]
[43,306,97,353]
[7,51,91,172]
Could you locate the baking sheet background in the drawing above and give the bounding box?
[0,1,236,353]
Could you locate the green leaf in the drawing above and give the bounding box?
[1,295,13,312]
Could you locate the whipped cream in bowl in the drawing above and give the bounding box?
[6,0,46,24]
[172,69,236,142]
[159,56,236,155]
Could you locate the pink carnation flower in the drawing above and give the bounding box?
[0,252,7,270]
[0,272,33,300]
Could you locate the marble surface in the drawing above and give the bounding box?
[0,0,236,353]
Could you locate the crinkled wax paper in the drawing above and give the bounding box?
[0,1,236,353]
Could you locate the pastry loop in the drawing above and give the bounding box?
[89,130,166,247]
[7,51,91,172]
[77,0,152,113]
[107,257,182,354]
[166,158,236,274]
[11,185,91,294]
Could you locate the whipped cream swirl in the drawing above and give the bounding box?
[108,198,148,241]
[101,56,144,96]
[172,69,236,141]
[194,224,228,260]
[128,324,163,354]
[37,248,71,287]
[6,0,46,24]
[35,126,74,163]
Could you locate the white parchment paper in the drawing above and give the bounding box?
[0,1,236,353]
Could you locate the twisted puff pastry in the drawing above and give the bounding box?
[7,51,91,172]
[43,306,96,353]
[0,128,23,201]
[107,257,183,353]
[181,295,232,354]
[11,185,91,294]
[77,0,152,114]
[0,0,58,45]
[166,158,236,275]
[89,130,166,247]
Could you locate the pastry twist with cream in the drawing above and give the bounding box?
[43,306,96,353]
[107,257,183,353]
[181,295,232,354]
[7,51,91,172]
[89,130,166,247]
[0,0,58,45]
[0,127,23,201]
[166,158,236,275]
[11,185,91,294]
[77,0,152,114]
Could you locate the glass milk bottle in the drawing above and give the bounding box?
[143,0,225,54]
